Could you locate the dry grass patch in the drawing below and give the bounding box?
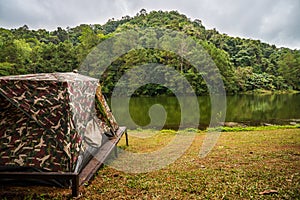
[0,128,299,199]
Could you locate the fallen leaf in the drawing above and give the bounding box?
[259,190,278,195]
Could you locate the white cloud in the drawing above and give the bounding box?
[0,0,299,49]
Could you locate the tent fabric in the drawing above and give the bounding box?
[0,72,118,173]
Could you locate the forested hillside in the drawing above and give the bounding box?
[0,10,299,95]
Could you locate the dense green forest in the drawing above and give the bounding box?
[0,10,299,96]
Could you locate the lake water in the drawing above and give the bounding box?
[109,94,300,130]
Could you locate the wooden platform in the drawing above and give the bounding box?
[0,126,128,197]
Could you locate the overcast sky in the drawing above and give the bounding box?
[0,0,299,49]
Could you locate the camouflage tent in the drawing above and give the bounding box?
[0,72,119,174]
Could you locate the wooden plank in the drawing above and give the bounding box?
[0,171,77,179]
[79,126,127,185]
[0,171,80,197]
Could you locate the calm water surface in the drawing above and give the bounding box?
[109,94,300,129]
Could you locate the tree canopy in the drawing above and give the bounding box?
[0,10,299,96]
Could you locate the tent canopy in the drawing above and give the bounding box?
[0,72,118,173]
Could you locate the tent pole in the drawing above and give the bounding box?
[125,130,129,146]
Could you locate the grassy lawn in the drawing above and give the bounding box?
[1,128,299,199]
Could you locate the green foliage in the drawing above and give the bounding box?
[0,62,15,76]
[278,50,300,90]
[0,10,299,95]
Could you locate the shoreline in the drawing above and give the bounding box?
[237,89,300,95]
[127,124,300,133]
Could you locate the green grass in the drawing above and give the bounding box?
[1,128,299,199]
[209,124,300,132]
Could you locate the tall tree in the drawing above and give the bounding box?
[278,51,300,90]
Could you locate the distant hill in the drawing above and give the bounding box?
[0,10,299,95]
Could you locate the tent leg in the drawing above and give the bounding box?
[114,145,118,157]
[72,175,79,197]
[125,130,129,146]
